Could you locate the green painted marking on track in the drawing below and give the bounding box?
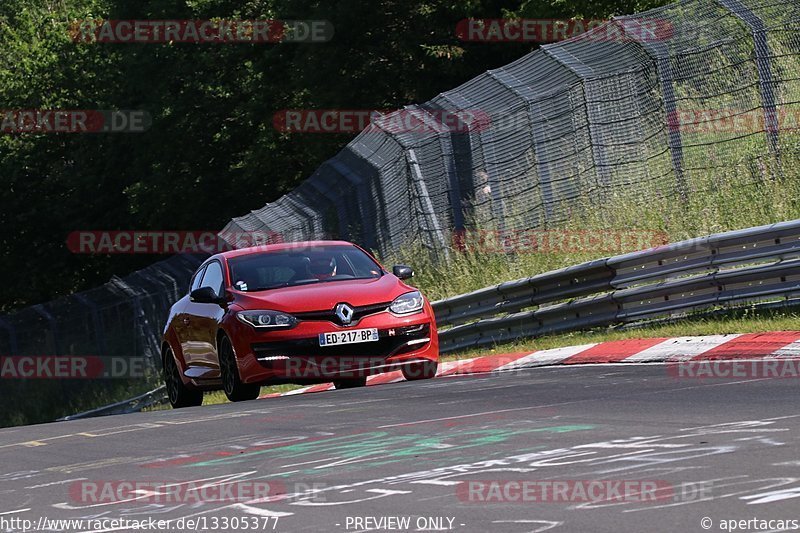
[185,425,595,468]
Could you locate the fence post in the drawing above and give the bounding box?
[33,305,60,355]
[406,147,450,259]
[284,192,325,241]
[542,46,613,193]
[617,19,689,200]
[73,294,108,356]
[135,294,160,363]
[527,99,558,222]
[0,317,18,354]
[437,94,481,231]
[110,278,156,363]
[418,106,465,238]
[328,159,379,251]
[306,172,351,240]
[485,69,557,224]
[157,259,192,294]
[715,0,781,161]
[438,134,465,235]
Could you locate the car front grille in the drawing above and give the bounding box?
[293,302,391,327]
[252,323,430,362]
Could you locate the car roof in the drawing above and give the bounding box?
[215,240,357,261]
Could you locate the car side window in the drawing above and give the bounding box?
[190,265,207,292]
[200,261,224,297]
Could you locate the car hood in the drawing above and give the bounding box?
[233,275,413,312]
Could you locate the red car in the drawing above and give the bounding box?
[161,241,439,408]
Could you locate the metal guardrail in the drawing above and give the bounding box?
[433,220,800,353]
[58,385,167,421]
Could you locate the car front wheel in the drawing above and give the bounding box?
[219,335,261,402]
[164,346,203,408]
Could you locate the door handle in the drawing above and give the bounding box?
[182,317,190,325]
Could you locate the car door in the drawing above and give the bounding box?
[181,261,226,369]
[173,264,205,366]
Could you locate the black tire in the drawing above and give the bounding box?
[164,346,203,408]
[219,335,261,402]
[333,377,367,389]
[402,360,438,381]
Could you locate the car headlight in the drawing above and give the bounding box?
[390,291,425,315]
[237,310,297,329]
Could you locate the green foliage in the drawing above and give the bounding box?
[0,0,549,313]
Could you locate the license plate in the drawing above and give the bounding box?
[319,328,379,346]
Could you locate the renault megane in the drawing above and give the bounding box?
[161,241,439,408]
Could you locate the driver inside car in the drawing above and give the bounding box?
[308,256,337,280]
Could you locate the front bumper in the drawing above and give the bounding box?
[230,309,439,385]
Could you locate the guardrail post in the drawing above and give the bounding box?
[715,0,781,162]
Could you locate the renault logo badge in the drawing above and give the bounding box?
[334,303,355,325]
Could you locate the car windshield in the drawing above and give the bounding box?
[227,245,383,292]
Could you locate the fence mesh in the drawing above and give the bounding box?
[2,0,800,423]
[222,0,800,255]
[0,254,204,425]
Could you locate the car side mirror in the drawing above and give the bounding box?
[190,286,224,305]
[392,265,414,280]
